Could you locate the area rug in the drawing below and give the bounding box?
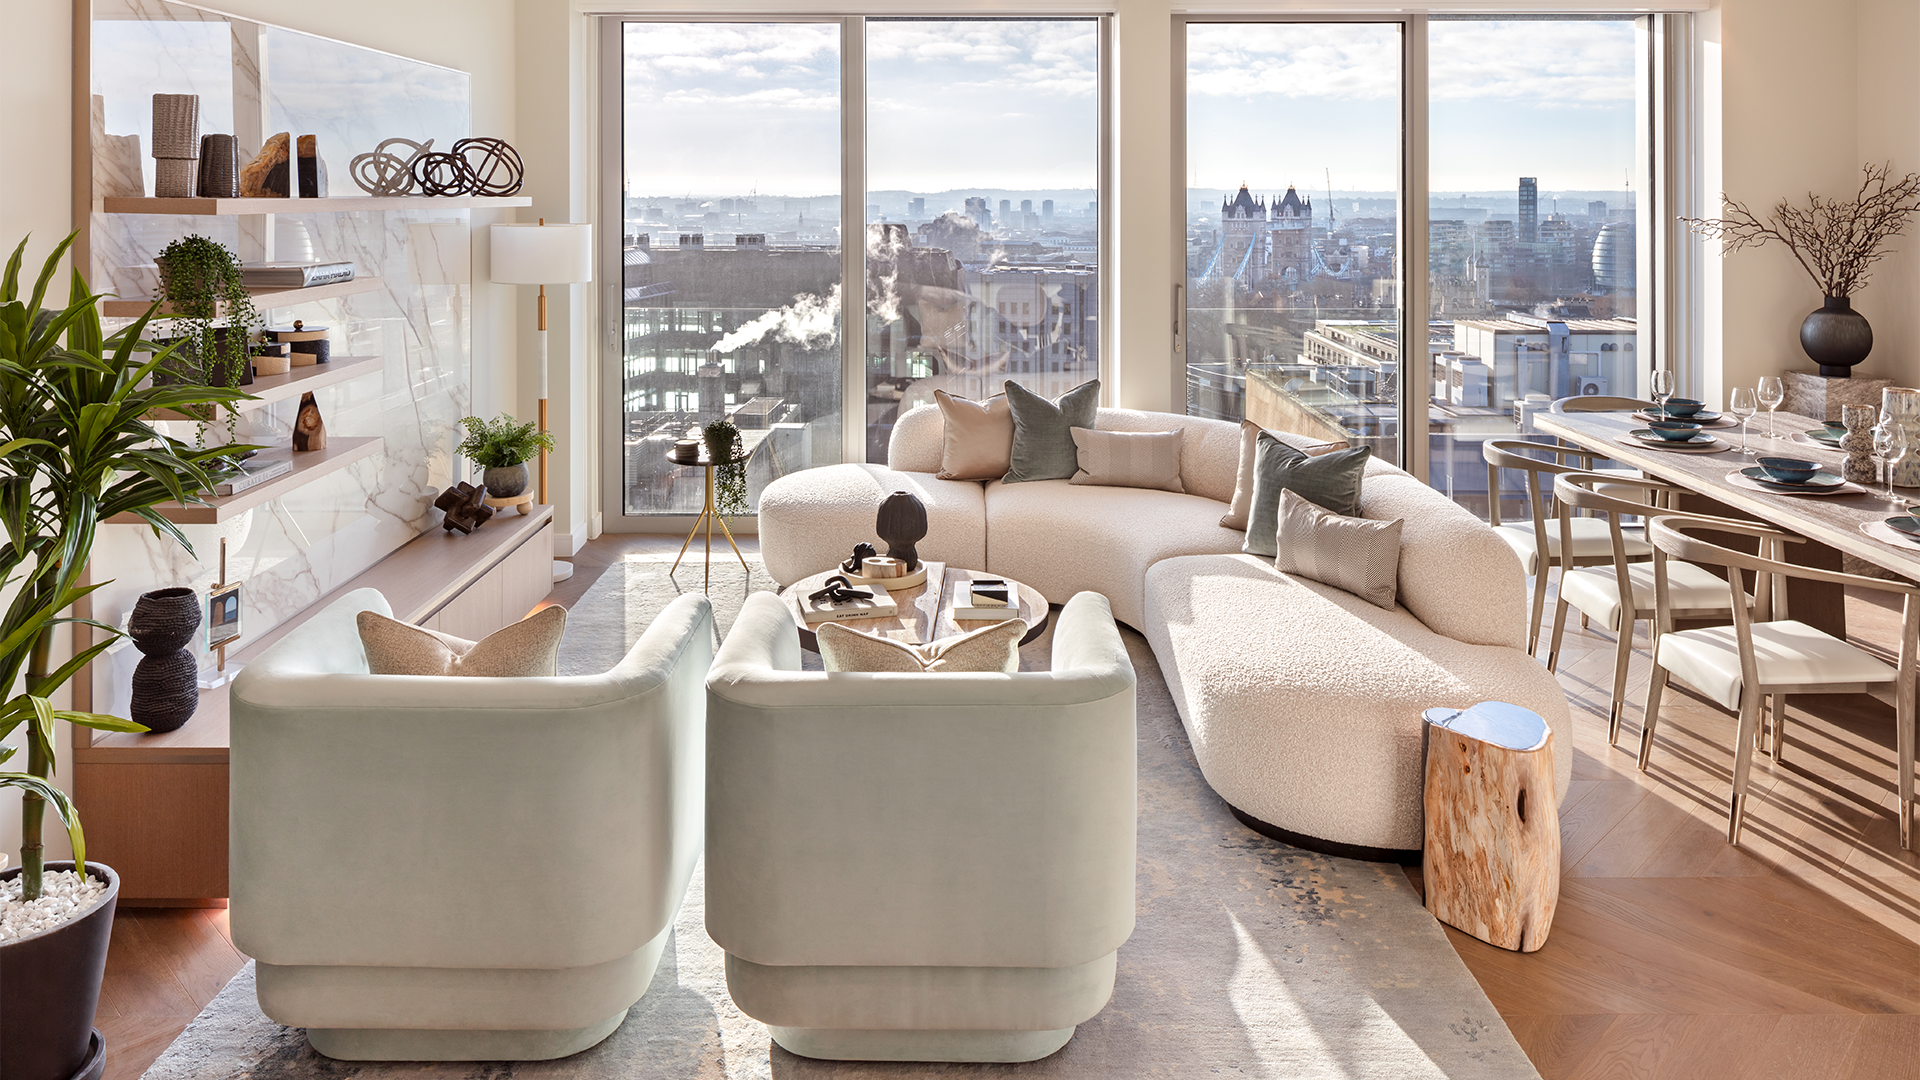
[143,555,1540,1079]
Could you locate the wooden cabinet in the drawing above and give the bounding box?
[74,508,556,904]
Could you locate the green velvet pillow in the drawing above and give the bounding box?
[1242,433,1372,558]
[1002,379,1100,483]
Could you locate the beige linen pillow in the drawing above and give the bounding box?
[1274,489,1403,609]
[1221,419,1351,530]
[356,605,566,677]
[817,619,1026,673]
[933,390,1015,481]
[1068,427,1185,492]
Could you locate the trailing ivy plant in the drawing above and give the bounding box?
[456,412,555,470]
[0,233,255,900]
[152,234,263,444]
[703,419,749,518]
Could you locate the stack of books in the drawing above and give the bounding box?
[801,584,898,624]
[953,578,1019,621]
[213,456,294,496]
[241,261,356,289]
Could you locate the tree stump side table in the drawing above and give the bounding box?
[1421,701,1561,953]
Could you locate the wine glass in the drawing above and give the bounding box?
[1757,376,1785,439]
[1649,370,1675,420]
[1878,421,1909,507]
[1727,387,1757,455]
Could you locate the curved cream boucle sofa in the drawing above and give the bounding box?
[757,405,1571,859]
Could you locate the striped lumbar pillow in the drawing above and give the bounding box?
[1274,489,1403,609]
[1068,427,1185,493]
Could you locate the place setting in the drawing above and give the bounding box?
[1615,417,1733,454]
[1788,419,1853,454]
[1725,455,1867,497]
[1630,396,1737,429]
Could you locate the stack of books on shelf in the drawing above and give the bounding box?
[213,456,294,496]
[241,261,356,289]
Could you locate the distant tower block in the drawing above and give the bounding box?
[909,197,925,218]
[1518,177,1539,243]
[1042,199,1054,224]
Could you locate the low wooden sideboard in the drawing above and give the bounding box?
[73,506,555,904]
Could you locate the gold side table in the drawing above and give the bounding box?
[668,449,751,591]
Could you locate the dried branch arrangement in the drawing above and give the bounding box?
[1684,163,1920,298]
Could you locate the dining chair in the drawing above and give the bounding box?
[1638,515,1918,850]
[1483,438,1655,655]
[1550,395,1659,502]
[1546,473,1770,745]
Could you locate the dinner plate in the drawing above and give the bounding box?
[1737,466,1851,494]
[1788,430,1846,453]
[1802,428,1845,446]
[1634,409,1727,425]
[1629,428,1715,447]
[1888,516,1920,538]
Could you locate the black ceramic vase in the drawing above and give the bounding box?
[1800,296,1874,377]
[128,587,201,734]
[876,490,928,572]
[0,861,118,1080]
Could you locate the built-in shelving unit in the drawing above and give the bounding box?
[105,437,383,525]
[149,354,383,418]
[103,195,533,215]
[101,275,384,318]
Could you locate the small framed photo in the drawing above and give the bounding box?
[207,583,243,650]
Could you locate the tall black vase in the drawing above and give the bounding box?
[876,490,928,572]
[128,587,201,734]
[1800,296,1874,377]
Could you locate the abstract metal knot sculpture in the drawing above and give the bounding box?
[407,137,526,197]
[435,481,496,534]
[840,542,878,576]
[349,137,433,196]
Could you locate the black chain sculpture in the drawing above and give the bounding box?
[806,576,870,607]
[410,137,525,197]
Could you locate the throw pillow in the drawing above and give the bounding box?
[1242,434,1371,558]
[933,390,1014,481]
[1221,419,1351,530]
[1274,489,1403,609]
[817,619,1026,673]
[1003,379,1100,483]
[1069,427,1185,492]
[356,605,566,677]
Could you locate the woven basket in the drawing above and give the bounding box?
[150,94,200,158]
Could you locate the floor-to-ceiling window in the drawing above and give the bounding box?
[1181,15,1660,514]
[608,16,1103,521]
[1183,22,1403,464]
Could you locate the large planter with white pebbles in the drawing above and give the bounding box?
[0,861,119,1080]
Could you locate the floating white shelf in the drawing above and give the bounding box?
[104,436,383,525]
[148,354,383,419]
[102,276,385,318]
[102,195,532,215]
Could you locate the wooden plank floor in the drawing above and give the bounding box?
[97,537,1920,1079]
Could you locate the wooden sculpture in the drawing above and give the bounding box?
[293,391,326,451]
[297,134,327,198]
[434,482,495,534]
[240,131,291,197]
[1421,702,1561,953]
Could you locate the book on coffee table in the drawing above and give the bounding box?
[801,584,898,624]
[952,579,1019,621]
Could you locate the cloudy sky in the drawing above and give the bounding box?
[620,18,1638,201]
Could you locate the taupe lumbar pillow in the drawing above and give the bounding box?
[817,619,1026,673]
[357,605,567,677]
[1274,489,1402,609]
[1221,418,1351,531]
[1069,427,1185,492]
[933,390,1015,481]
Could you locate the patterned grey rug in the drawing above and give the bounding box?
[143,555,1539,1079]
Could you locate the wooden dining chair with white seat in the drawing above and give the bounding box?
[1483,438,1655,655]
[1638,515,1919,850]
[1549,395,1661,504]
[1545,473,1767,746]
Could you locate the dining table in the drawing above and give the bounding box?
[1533,407,1920,639]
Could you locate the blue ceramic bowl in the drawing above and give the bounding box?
[1663,397,1706,418]
[1647,421,1703,442]
[1758,456,1820,483]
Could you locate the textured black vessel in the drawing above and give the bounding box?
[876,490,928,572]
[128,587,201,734]
[1800,295,1874,377]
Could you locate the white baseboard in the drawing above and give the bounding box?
[553,518,590,558]
[589,512,603,540]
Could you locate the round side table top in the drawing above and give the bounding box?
[780,561,1049,653]
[665,448,752,468]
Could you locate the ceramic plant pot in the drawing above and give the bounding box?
[1801,296,1873,377]
[483,463,530,499]
[0,861,119,1080]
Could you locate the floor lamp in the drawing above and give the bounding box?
[490,219,593,582]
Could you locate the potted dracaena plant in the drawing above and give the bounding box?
[0,234,254,1080]
[457,412,555,501]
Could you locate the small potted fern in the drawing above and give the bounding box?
[457,413,555,500]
